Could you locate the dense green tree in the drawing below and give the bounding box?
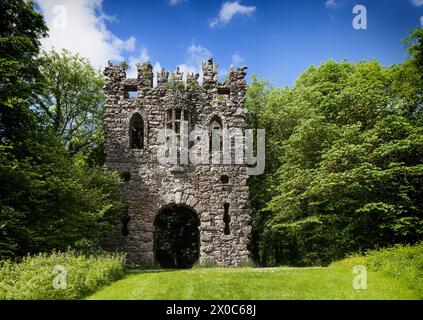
[393,28,423,118]
[248,29,423,266]
[36,49,105,157]
[0,0,122,259]
[0,149,123,258]
[0,0,47,148]
[404,28,423,69]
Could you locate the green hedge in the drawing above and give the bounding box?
[0,251,125,300]
[331,242,423,297]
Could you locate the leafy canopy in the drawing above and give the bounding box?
[248,29,423,266]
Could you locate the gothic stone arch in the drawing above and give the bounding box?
[154,203,199,268]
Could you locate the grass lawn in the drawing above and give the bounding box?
[86,266,419,300]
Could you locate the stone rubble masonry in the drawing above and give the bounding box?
[102,58,252,266]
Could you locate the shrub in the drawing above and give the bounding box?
[238,258,256,268]
[0,251,125,300]
[331,242,423,297]
[365,243,423,297]
[192,259,218,269]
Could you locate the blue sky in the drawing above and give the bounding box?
[36,0,423,86]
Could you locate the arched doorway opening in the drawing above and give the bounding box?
[154,204,199,269]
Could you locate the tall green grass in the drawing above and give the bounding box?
[331,242,423,298]
[0,251,125,300]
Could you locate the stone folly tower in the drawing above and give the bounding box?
[103,59,252,266]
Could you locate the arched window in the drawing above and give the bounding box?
[209,115,222,162]
[165,108,191,133]
[165,108,191,164]
[130,113,144,149]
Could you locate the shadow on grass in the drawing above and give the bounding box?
[125,267,188,274]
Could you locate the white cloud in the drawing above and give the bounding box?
[168,0,187,6]
[186,45,212,66]
[152,62,163,87]
[127,47,150,78]
[177,44,212,82]
[412,0,423,26]
[140,47,150,62]
[411,0,423,7]
[231,53,243,67]
[325,0,337,9]
[126,50,163,87]
[35,0,136,68]
[209,1,256,28]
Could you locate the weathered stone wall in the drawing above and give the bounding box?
[102,59,252,266]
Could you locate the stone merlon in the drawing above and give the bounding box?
[104,58,248,91]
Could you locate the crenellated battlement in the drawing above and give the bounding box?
[104,58,248,94]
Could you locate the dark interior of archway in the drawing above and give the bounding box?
[154,204,199,269]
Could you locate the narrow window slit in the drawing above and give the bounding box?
[223,203,230,235]
[121,216,130,236]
